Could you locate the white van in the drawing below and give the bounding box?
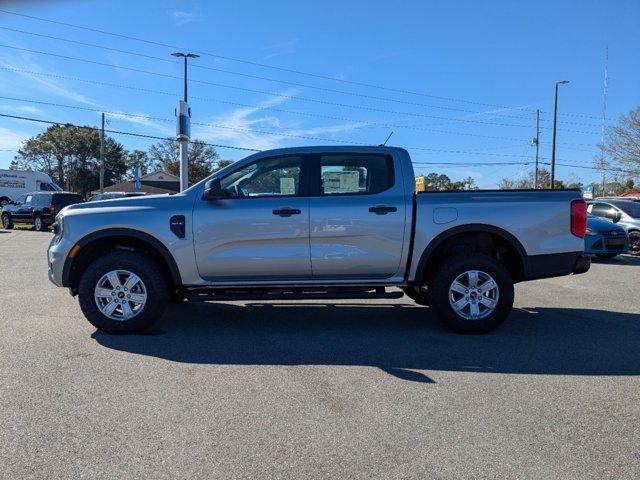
[0,169,62,206]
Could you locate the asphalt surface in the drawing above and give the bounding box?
[1,229,639,479]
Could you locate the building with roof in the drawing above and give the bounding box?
[91,171,180,196]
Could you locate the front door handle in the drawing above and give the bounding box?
[368,205,397,215]
[273,208,301,217]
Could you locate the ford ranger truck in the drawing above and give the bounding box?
[47,146,590,334]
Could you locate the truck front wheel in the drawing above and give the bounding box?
[429,254,514,334]
[78,251,169,334]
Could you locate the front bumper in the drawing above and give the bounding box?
[47,234,73,287]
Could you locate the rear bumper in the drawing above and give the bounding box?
[523,252,590,280]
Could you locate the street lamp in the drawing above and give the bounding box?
[170,52,199,191]
[171,52,199,102]
[550,80,569,189]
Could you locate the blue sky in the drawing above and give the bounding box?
[0,0,638,187]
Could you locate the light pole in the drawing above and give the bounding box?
[171,52,199,191]
[550,80,569,189]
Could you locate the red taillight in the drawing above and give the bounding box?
[49,203,56,216]
[571,199,587,238]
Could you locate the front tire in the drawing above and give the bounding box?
[429,254,514,334]
[2,214,13,230]
[34,215,47,232]
[78,251,169,334]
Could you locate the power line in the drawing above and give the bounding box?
[4,112,635,175]
[0,10,607,121]
[0,25,545,120]
[0,112,260,151]
[0,97,596,158]
[0,69,546,141]
[0,45,603,134]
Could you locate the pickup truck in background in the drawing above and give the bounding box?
[46,146,590,334]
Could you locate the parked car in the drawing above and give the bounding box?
[0,169,62,207]
[584,215,628,258]
[90,192,147,201]
[2,192,84,231]
[47,146,590,335]
[587,199,640,255]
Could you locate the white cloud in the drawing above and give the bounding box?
[0,126,28,150]
[168,10,202,26]
[192,92,370,151]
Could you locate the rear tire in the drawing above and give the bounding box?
[429,254,514,334]
[78,251,169,334]
[34,215,47,232]
[2,214,13,230]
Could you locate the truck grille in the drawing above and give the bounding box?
[604,233,626,249]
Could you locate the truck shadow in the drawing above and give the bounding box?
[591,254,640,266]
[92,302,640,383]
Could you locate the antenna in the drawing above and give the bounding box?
[380,131,394,147]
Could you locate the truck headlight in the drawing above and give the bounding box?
[52,215,64,239]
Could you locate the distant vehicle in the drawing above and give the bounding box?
[90,191,147,202]
[48,146,590,335]
[0,170,62,207]
[587,200,640,256]
[598,196,640,203]
[2,192,84,231]
[584,215,628,259]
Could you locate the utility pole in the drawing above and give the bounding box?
[550,80,569,189]
[533,109,540,189]
[171,52,199,192]
[99,112,105,194]
[600,47,609,197]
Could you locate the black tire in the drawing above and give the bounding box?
[78,251,169,334]
[34,215,47,232]
[402,286,430,306]
[1,214,13,230]
[429,254,514,334]
[596,253,618,259]
[628,231,640,257]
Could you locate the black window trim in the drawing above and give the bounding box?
[308,152,395,197]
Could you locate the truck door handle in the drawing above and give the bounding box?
[273,208,301,217]
[368,205,397,215]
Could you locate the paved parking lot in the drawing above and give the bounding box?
[1,229,639,479]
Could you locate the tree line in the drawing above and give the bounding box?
[9,124,231,195]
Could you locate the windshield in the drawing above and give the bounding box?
[611,201,640,218]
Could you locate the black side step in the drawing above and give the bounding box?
[185,287,404,302]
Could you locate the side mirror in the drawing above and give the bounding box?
[613,210,622,223]
[202,179,226,201]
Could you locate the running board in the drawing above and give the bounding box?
[185,286,404,302]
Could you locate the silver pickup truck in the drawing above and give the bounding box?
[47,146,590,334]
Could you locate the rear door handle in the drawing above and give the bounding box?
[273,208,301,217]
[368,205,397,215]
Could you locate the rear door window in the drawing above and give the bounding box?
[53,194,84,208]
[319,154,393,195]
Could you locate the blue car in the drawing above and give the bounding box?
[584,215,629,258]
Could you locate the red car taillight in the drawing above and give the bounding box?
[49,203,56,216]
[571,199,587,238]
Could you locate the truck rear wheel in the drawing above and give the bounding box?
[2,214,13,230]
[429,254,514,334]
[78,251,168,334]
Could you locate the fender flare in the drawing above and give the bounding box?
[62,228,182,287]
[414,223,527,282]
